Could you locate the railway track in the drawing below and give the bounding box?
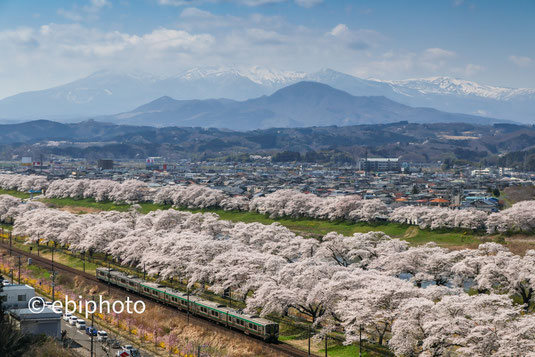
[0,241,315,357]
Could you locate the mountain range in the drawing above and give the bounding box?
[105,81,503,130]
[0,67,533,124]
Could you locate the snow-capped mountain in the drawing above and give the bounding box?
[105,81,501,130]
[175,66,306,86]
[384,76,535,101]
[0,66,533,124]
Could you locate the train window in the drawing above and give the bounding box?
[211,311,218,317]
[152,290,158,295]
[181,300,186,305]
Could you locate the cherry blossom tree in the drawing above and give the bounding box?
[335,271,421,346]
[486,200,535,234]
[247,259,345,323]
[315,231,408,269]
[390,294,522,356]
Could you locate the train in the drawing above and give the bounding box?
[96,267,279,341]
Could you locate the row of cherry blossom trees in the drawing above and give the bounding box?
[0,194,46,223]
[2,173,535,232]
[45,178,151,203]
[0,174,48,192]
[8,202,535,354]
[389,205,489,230]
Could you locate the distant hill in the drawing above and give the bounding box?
[1,120,535,165]
[0,67,533,124]
[105,81,503,130]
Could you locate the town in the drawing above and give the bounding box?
[3,155,533,213]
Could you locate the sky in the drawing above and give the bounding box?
[0,0,533,99]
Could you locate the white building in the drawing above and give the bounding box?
[0,284,35,309]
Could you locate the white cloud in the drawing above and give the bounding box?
[421,47,456,61]
[180,7,216,18]
[329,24,348,37]
[83,0,111,13]
[509,55,533,67]
[351,48,469,80]
[420,47,457,71]
[327,24,384,51]
[452,63,484,76]
[57,0,111,22]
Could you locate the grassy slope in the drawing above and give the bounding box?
[0,189,31,199]
[36,196,479,247]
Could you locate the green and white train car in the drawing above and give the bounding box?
[96,267,279,341]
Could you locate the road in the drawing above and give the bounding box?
[60,313,152,357]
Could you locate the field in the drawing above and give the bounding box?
[0,189,31,199]
[3,189,533,251]
[39,196,480,248]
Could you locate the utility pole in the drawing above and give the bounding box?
[51,271,56,302]
[308,325,311,356]
[143,263,146,280]
[187,287,190,324]
[90,295,95,357]
[107,255,111,295]
[324,336,328,357]
[9,232,12,256]
[82,252,85,273]
[18,256,21,284]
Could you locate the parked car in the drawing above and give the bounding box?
[85,326,98,336]
[116,348,139,357]
[63,312,73,322]
[75,319,86,330]
[107,339,121,349]
[97,330,108,342]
